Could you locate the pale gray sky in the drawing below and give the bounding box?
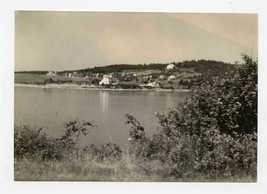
[15,11,257,71]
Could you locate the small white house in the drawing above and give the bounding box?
[72,72,80,77]
[158,75,165,80]
[99,75,112,85]
[146,82,160,88]
[166,64,176,70]
[168,75,176,81]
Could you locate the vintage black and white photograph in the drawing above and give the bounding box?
[14,11,258,182]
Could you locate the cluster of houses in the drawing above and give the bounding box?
[45,63,195,89]
[46,71,58,76]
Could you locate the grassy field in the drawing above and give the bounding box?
[15,73,48,84]
[14,156,174,182]
[14,155,255,182]
[122,69,162,76]
[15,73,85,84]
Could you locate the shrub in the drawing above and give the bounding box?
[14,119,123,164]
[14,119,96,161]
[125,114,149,158]
[125,55,257,180]
[15,125,49,159]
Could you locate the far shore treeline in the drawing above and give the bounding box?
[15,59,234,75]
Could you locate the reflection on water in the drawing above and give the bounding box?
[165,93,173,108]
[99,91,109,116]
[43,87,52,94]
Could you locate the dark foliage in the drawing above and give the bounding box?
[176,59,234,75]
[14,119,123,163]
[14,119,96,161]
[125,55,257,180]
[61,60,233,75]
[76,63,166,74]
[125,114,146,141]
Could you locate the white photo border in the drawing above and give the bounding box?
[0,0,266,194]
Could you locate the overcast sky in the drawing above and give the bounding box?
[15,11,258,71]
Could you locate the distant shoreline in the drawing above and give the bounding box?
[14,83,190,92]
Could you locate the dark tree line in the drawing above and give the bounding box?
[65,60,235,75]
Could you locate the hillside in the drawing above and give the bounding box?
[67,59,234,75]
[15,59,236,90]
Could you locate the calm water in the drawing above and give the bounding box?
[15,86,190,147]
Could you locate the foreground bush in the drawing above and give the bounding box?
[125,55,257,180]
[15,119,94,161]
[14,119,124,164]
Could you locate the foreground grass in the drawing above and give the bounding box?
[14,155,256,182]
[15,156,172,182]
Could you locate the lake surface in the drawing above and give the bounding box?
[15,86,190,147]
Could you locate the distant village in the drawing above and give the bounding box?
[15,60,234,90]
[43,63,202,90]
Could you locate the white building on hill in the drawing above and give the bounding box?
[166,64,176,70]
[168,75,176,81]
